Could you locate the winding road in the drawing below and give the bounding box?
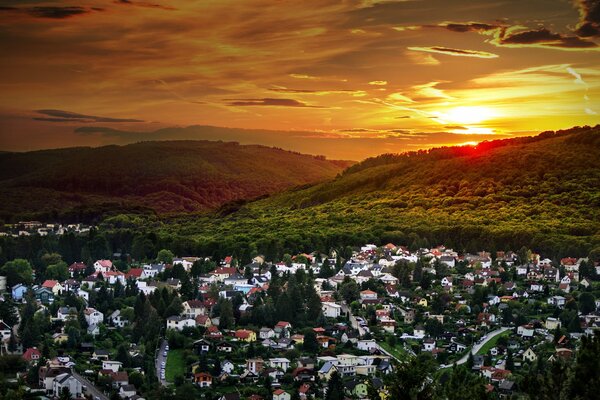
[442,326,512,368]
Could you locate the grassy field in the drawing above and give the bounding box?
[165,349,186,382]
[379,341,408,361]
[477,331,511,356]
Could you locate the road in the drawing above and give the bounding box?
[71,370,108,400]
[446,327,512,368]
[155,338,169,386]
[341,301,368,337]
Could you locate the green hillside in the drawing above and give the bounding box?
[137,126,600,259]
[0,140,353,222]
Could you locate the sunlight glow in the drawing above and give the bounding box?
[444,106,496,124]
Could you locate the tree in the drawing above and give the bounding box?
[339,278,360,303]
[1,259,33,287]
[325,371,345,400]
[46,261,69,281]
[442,365,490,400]
[303,330,319,354]
[506,349,514,371]
[157,249,174,264]
[386,354,437,400]
[218,298,234,329]
[578,292,596,314]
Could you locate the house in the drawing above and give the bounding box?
[547,296,566,308]
[545,317,561,331]
[260,327,275,339]
[217,342,234,353]
[274,321,292,337]
[273,389,291,400]
[268,357,291,371]
[166,316,195,331]
[68,262,87,277]
[84,307,104,326]
[109,310,129,328]
[246,358,264,374]
[357,340,378,352]
[42,280,63,295]
[221,360,235,374]
[1,321,14,342]
[318,362,338,381]
[52,373,82,398]
[194,372,213,387]
[22,347,41,363]
[517,324,535,338]
[322,302,342,318]
[523,348,537,362]
[57,307,78,321]
[193,339,211,354]
[423,338,436,352]
[109,371,129,388]
[195,315,212,328]
[11,284,27,301]
[93,349,110,360]
[235,329,257,342]
[182,300,206,319]
[102,360,123,373]
[125,268,146,281]
[359,290,377,301]
[94,259,113,273]
[119,384,137,398]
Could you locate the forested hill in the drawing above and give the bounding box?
[147,126,600,260]
[0,140,353,222]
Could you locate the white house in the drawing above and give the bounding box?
[273,389,291,400]
[93,259,113,273]
[166,316,195,331]
[110,310,129,328]
[322,302,342,318]
[102,360,123,373]
[517,324,535,338]
[357,339,378,352]
[268,357,291,371]
[53,373,82,399]
[84,308,103,326]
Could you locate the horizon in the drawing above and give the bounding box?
[1,1,600,159]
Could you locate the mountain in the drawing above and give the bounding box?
[0,140,353,222]
[144,126,600,259]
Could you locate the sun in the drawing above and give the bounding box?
[443,106,496,125]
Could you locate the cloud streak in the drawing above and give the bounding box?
[34,110,144,123]
[408,46,499,58]
[224,98,326,108]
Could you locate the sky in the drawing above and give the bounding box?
[1,0,599,160]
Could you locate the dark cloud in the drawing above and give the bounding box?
[0,5,101,18]
[498,27,597,48]
[442,22,499,32]
[574,0,600,37]
[116,0,176,10]
[395,116,411,119]
[408,46,499,58]
[444,125,468,130]
[224,98,326,108]
[35,109,144,123]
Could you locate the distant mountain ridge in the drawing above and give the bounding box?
[146,125,600,259]
[0,140,354,222]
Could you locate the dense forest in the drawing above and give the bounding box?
[0,140,352,222]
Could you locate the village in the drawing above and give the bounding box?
[0,241,599,400]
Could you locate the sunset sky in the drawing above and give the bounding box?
[1,0,600,160]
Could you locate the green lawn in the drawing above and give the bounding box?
[477,331,511,355]
[165,349,186,382]
[379,341,408,361]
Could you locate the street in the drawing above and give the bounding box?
[445,326,512,368]
[155,338,169,386]
[71,370,109,400]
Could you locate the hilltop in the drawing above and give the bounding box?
[0,140,353,222]
[144,126,600,259]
